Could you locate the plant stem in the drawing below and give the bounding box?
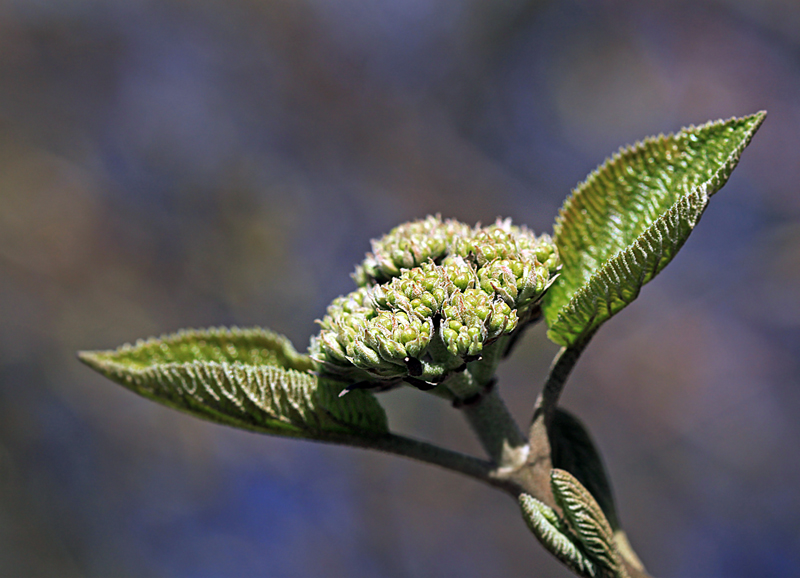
[528,332,595,454]
[443,368,481,399]
[359,433,520,494]
[531,334,593,434]
[467,337,506,387]
[506,334,597,524]
[461,387,529,470]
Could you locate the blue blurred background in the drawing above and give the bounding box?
[1,0,799,576]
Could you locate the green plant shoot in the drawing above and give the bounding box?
[80,112,765,578]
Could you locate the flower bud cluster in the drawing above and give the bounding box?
[312,216,560,383]
[440,288,517,357]
[353,216,472,285]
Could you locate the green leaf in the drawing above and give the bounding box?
[78,327,388,440]
[549,409,619,531]
[83,326,317,371]
[543,112,766,346]
[519,493,597,577]
[551,469,626,577]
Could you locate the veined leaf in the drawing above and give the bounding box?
[551,469,626,577]
[543,112,765,346]
[519,493,597,577]
[83,326,317,371]
[79,327,388,440]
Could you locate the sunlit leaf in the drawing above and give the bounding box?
[543,112,766,346]
[79,327,388,440]
[519,493,597,577]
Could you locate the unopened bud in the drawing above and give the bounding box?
[318,215,560,384]
[353,215,472,285]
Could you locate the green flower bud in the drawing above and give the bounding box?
[456,226,519,267]
[440,289,518,356]
[465,218,560,275]
[316,330,349,364]
[533,235,558,270]
[353,215,472,285]
[372,262,452,319]
[502,224,559,277]
[369,283,411,312]
[345,338,408,379]
[477,257,551,313]
[441,255,476,291]
[400,263,451,317]
[318,287,375,330]
[315,215,560,385]
[313,287,379,373]
[348,338,384,368]
[485,298,518,339]
[364,310,432,363]
[478,259,520,304]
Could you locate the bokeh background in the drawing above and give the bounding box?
[1,0,798,576]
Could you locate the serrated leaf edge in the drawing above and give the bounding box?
[552,112,765,243]
[95,325,315,372]
[79,328,388,439]
[547,183,707,346]
[546,112,765,346]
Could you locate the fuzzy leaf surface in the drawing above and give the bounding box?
[520,493,597,577]
[551,469,625,577]
[79,327,388,440]
[543,112,765,346]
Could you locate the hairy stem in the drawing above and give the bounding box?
[461,387,529,469]
[533,335,593,429]
[528,333,595,458]
[466,337,506,387]
[443,368,481,399]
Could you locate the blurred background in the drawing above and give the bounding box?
[0,0,798,576]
